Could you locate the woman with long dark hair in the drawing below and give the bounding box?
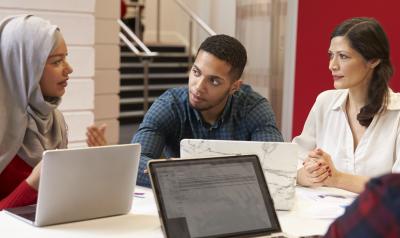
[294,17,399,193]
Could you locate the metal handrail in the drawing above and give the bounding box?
[118,19,158,112]
[164,0,217,67]
[119,32,140,54]
[119,1,217,113]
[118,19,155,56]
[174,0,217,36]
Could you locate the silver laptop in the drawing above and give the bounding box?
[4,144,140,227]
[180,139,298,210]
[148,155,288,238]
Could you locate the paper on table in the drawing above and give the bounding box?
[296,187,357,219]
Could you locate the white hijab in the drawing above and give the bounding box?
[0,15,68,173]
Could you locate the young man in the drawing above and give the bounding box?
[131,34,283,187]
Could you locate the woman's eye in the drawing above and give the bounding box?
[52,59,63,65]
[339,54,349,59]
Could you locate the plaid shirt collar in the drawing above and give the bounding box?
[191,95,233,129]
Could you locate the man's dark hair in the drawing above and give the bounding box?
[196,34,247,81]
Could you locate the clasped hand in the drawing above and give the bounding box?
[298,148,339,187]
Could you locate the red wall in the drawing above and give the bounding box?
[292,0,400,137]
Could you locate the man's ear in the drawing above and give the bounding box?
[369,59,381,69]
[230,79,243,95]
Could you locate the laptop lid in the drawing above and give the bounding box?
[6,144,140,227]
[180,140,298,210]
[148,155,282,238]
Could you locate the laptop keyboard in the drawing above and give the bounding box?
[5,204,37,222]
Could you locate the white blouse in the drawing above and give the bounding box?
[293,89,400,178]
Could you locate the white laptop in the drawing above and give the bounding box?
[148,155,289,238]
[4,144,140,227]
[180,139,298,210]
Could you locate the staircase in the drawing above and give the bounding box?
[119,44,191,125]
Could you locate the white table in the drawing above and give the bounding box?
[0,186,356,237]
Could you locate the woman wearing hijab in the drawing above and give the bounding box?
[0,15,73,209]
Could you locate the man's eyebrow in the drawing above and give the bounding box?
[193,64,225,80]
[209,75,222,80]
[192,64,201,72]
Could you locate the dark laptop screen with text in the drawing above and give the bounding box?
[149,155,281,238]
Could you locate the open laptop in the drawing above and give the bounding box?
[180,139,298,210]
[4,144,140,227]
[148,155,288,238]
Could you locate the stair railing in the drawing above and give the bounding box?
[155,0,216,68]
[174,0,216,67]
[118,19,158,112]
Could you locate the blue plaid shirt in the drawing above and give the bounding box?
[132,84,283,187]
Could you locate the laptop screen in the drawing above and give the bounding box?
[148,155,281,238]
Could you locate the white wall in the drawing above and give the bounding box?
[0,0,96,148]
[281,0,298,141]
[209,0,236,35]
[143,0,236,47]
[94,0,120,145]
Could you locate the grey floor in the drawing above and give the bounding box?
[119,124,140,144]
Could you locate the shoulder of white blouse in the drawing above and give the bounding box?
[313,89,347,111]
[387,89,400,110]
